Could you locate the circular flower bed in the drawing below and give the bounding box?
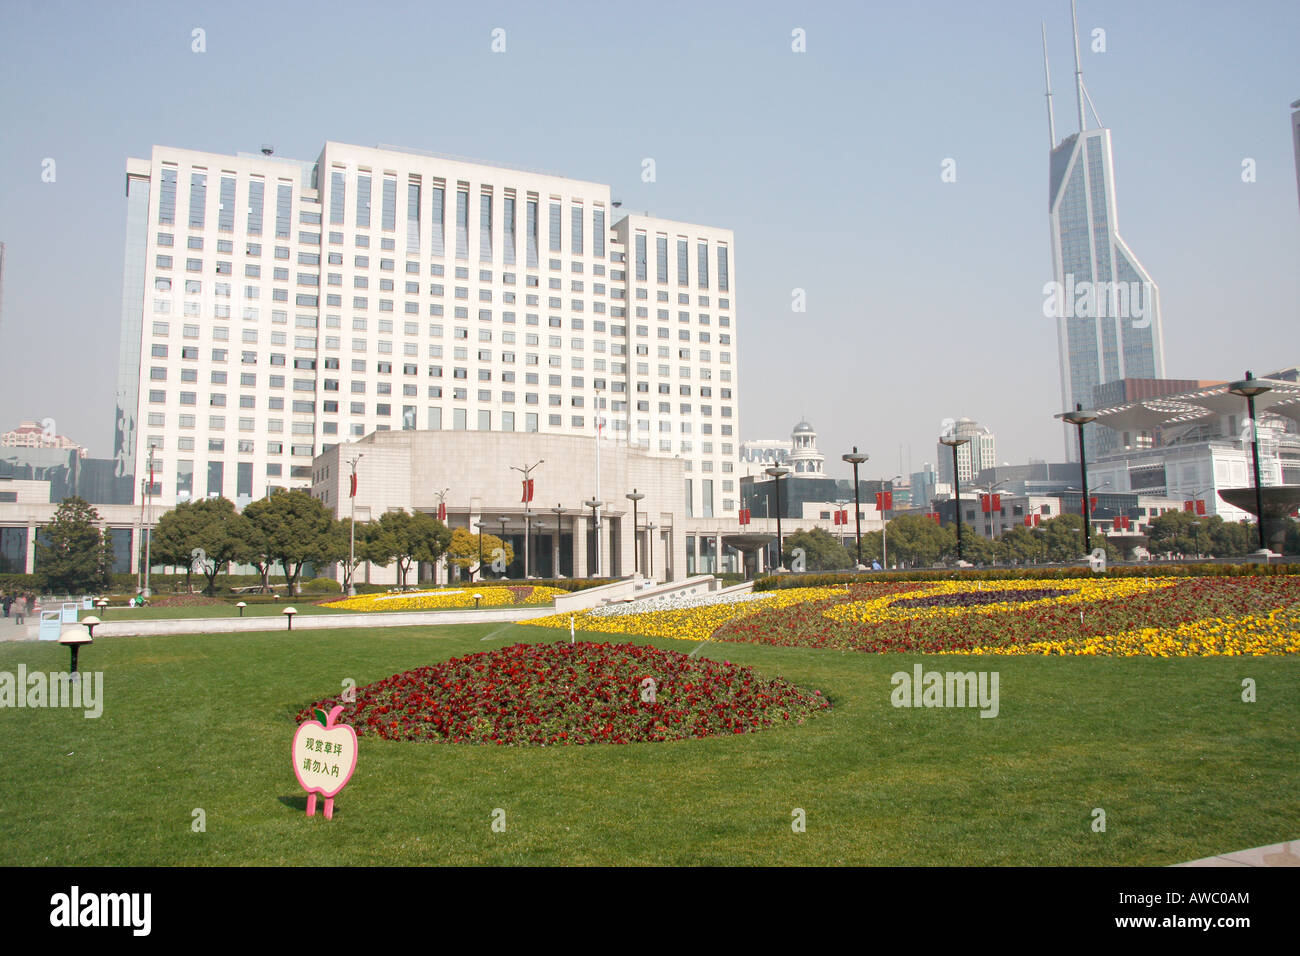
[296,641,831,745]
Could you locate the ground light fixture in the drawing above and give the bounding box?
[938,434,970,563]
[59,623,93,676]
[236,601,247,616]
[841,447,869,568]
[283,607,297,630]
[1056,403,1099,553]
[1228,370,1274,553]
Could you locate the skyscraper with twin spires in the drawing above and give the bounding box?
[1044,2,1167,459]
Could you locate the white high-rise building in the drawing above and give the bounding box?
[114,143,738,517]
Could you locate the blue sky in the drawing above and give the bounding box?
[1,0,1296,477]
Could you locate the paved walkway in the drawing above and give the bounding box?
[1176,839,1300,867]
[0,606,553,641]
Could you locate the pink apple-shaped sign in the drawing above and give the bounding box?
[292,705,358,820]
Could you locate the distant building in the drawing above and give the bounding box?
[1044,11,1166,460]
[936,418,995,486]
[1089,368,1300,522]
[2,420,87,458]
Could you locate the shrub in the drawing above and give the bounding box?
[301,576,342,595]
[751,562,1300,590]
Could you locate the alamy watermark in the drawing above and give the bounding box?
[890,664,999,718]
[1042,275,1153,328]
[0,666,103,718]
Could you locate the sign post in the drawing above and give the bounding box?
[291,705,358,820]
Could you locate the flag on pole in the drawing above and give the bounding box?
[350,472,357,498]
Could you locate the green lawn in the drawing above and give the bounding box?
[80,601,353,621]
[1,624,1296,865]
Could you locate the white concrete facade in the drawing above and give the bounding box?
[311,430,740,583]
[115,144,739,528]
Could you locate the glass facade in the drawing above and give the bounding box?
[114,173,151,502]
[1049,128,1164,460]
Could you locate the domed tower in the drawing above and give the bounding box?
[788,421,825,475]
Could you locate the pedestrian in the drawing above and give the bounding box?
[1,592,11,618]
[13,595,24,625]
[24,592,36,619]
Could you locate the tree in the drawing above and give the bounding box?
[329,517,379,593]
[995,524,1046,565]
[187,497,243,595]
[37,496,114,594]
[366,510,452,586]
[1037,514,1085,562]
[781,527,851,571]
[885,514,954,568]
[241,489,336,595]
[149,499,205,591]
[445,527,513,580]
[955,526,996,566]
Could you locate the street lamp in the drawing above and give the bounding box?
[511,459,544,578]
[583,498,603,577]
[626,489,645,576]
[1056,403,1098,554]
[765,465,791,571]
[841,447,869,569]
[833,498,851,551]
[878,474,902,569]
[1228,371,1273,553]
[142,443,156,598]
[938,435,970,563]
[347,453,364,596]
[978,477,1012,544]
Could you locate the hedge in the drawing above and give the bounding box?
[752,562,1300,590]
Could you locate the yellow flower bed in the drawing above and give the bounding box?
[524,586,848,642]
[323,586,566,612]
[946,606,1300,657]
[822,577,1181,625]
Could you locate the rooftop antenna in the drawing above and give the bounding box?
[1070,0,1087,132]
[1041,21,1057,148]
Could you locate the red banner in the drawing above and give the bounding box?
[1184,500,1194,512]
[521,479,534,503]
[981,494,1001,513]
[926,512,941,524]
[437,501,447,521]
[875,491,892,512]
[1195,500,1206,516]
[738,509,750,526]
[349,472,357,498]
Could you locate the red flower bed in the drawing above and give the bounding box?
[296,641,831,746]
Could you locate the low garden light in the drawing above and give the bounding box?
[236,601,247,617]
[284,607,298,630]
[473,593,483,609]
[59,624,94,676]
[95,598,109,615]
